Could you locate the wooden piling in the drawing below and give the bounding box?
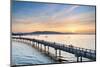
[40,44,42,50]
[77,56,79,62]
[55,49,57,57]
[59,50,61,57]
[48,46,49,54]
[44,46,46,52]
[80,56,82,62]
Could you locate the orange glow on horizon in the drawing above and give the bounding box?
[12,2,95,33]
[12,21,95,33]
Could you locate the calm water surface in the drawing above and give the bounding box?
[22,34,95,50]
[12,41,55,65]
[12,34,95,65]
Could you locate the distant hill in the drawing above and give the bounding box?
[12,31,65,35]
[12,31,95,35]
[31,31,64,34]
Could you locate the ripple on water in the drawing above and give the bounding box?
[12,41,55,65]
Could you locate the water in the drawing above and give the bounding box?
[12,34,95,65]
[12,41,55,66]
[22,34,95,50]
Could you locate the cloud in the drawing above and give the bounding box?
[50,5,79,20]
[12,2,95,33]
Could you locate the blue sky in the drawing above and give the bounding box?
[12,1,96,33]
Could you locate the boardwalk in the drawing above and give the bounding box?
[12,37,96,62]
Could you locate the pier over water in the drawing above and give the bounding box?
[12,37,96,62]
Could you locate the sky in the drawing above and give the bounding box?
[12,1,96,33]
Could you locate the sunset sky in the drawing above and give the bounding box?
[12,1,96,33]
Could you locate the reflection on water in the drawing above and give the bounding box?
[12,41,55,66]
[12,34,95,65]
[22,34,95,50]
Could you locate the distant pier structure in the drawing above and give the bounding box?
[12,37,96,62]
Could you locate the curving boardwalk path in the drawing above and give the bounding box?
[12,37,96,62]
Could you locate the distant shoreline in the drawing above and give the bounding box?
[12,33,95,36]
[12,31,95,36]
